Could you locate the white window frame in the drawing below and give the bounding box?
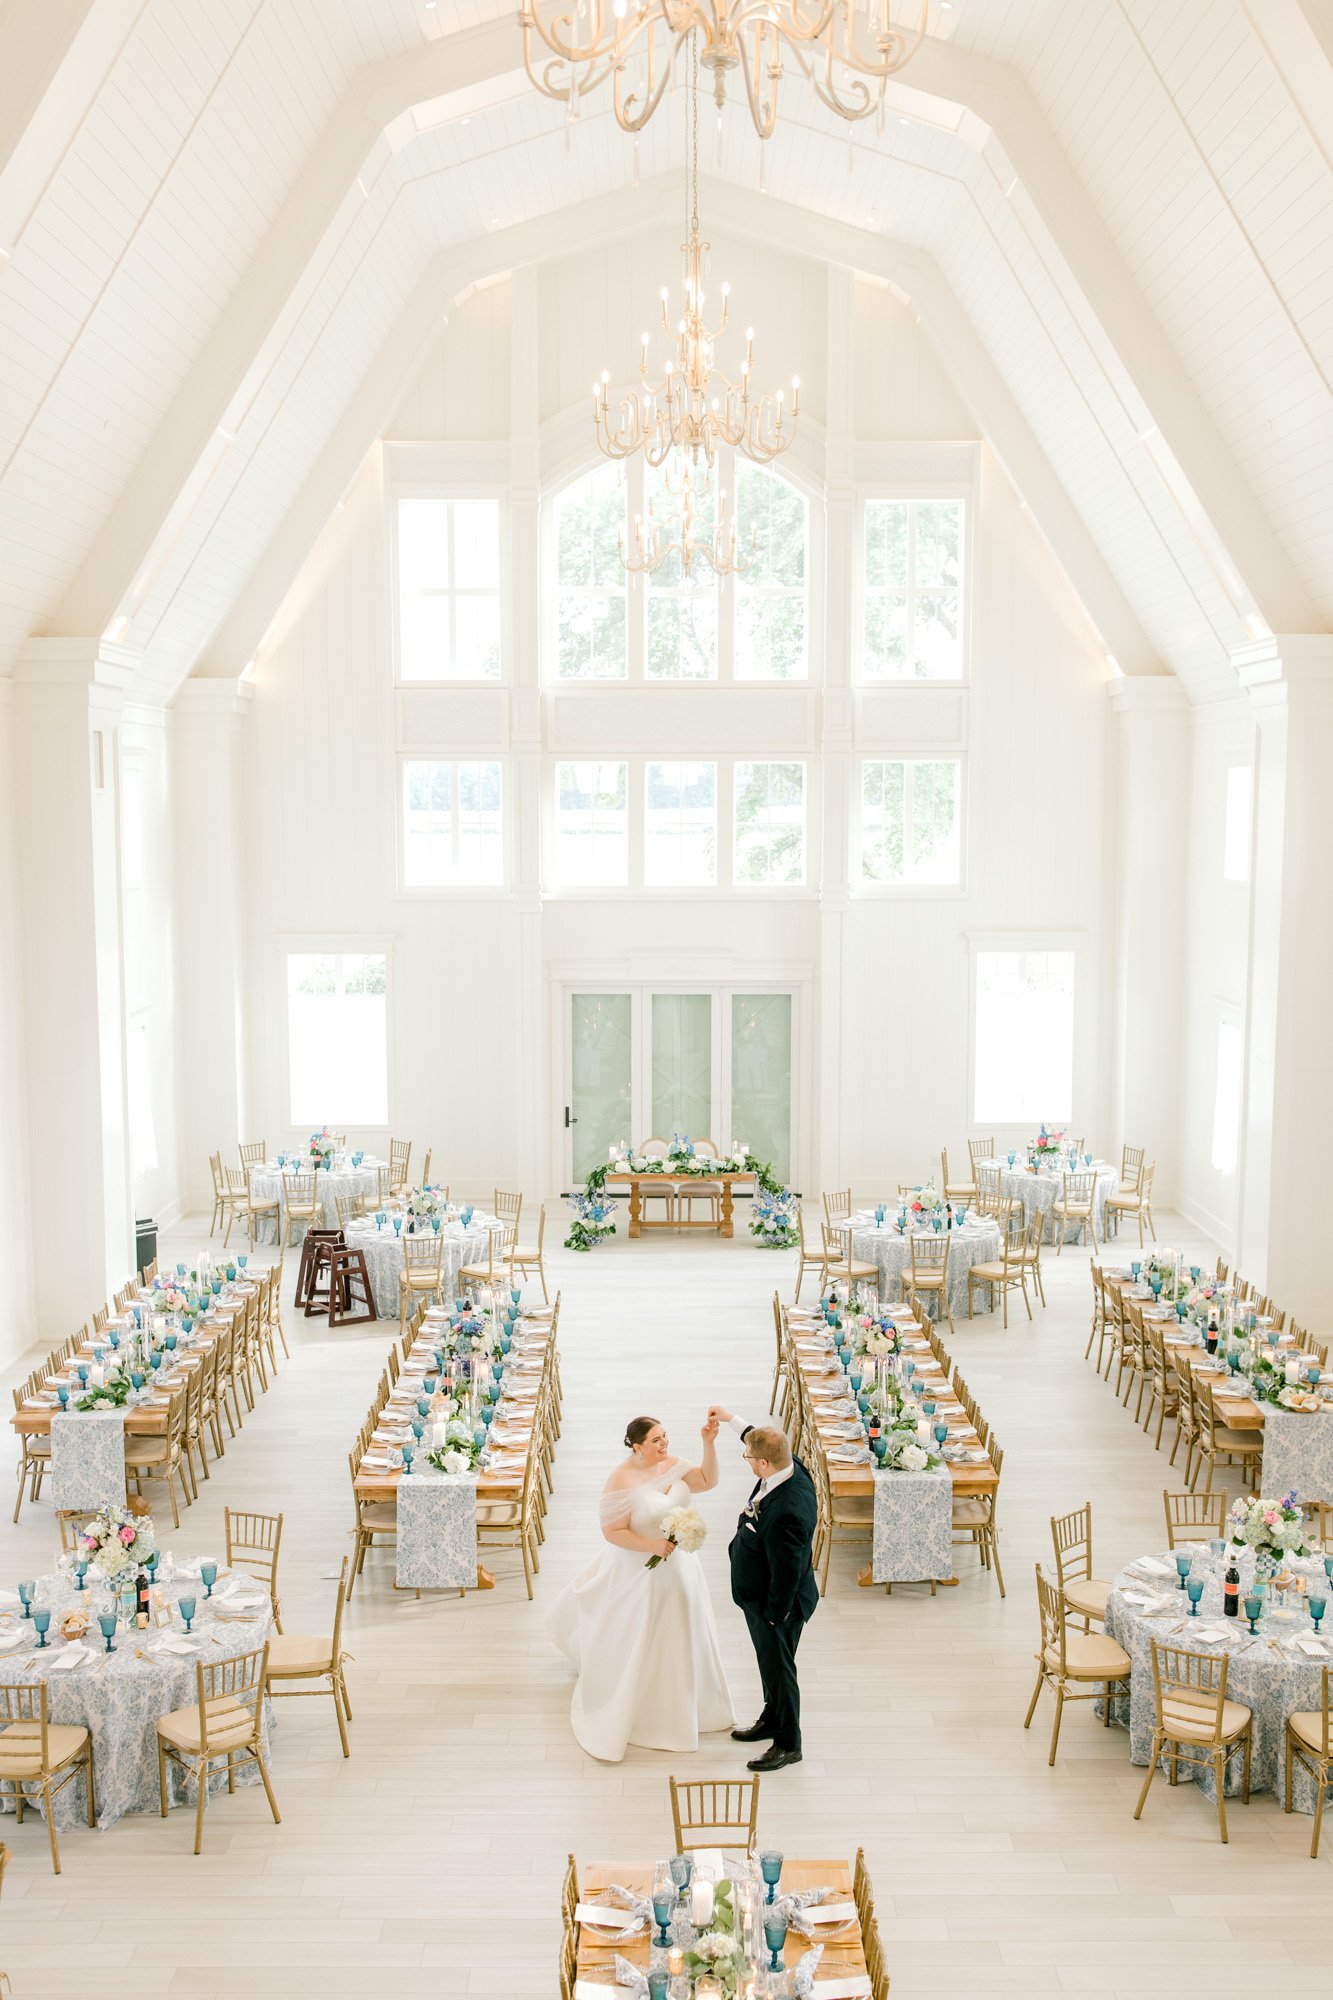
[542,755,818,898]
[397,755,509,895]
[643,759,720,888]
[966,933,1090,1140]
[273,937,395,1141]
[856,485,971,684]
[542,453,819,686]
[854,753,966,894]
[388,466,510,686]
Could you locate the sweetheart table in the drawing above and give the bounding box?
[603,1169,756,1238]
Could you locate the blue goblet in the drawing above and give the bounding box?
[1175,1553,1192,1591]
[1244,1592,1263,1635]
[764,1915,788,1973]
[849,1371,863,1396]
[510,1289,521,1308]
[98,1612,118,1652]
[77,1365,89,1385]
[412,1421,424,1441]
[401,1443,414,1472]
[176,1263,187,1278]
[177,1595,196,1633]
[481,1405,494,1430]
[1310,1594,1327,1633]
[759,1848,783,1902]
[238,1254,248,1269]
[1324,1555,1333,1584]
[1187,1578,1204,1616]
[652,1891,673,1949]
[56,1384,69,1408]
[74,1560,89,1591]
[200,1562,217,1597]
[647,1973,669,2000]
[934,1421,949,1451]
[17,1582,34,1619]
[32,1609,50,1648]
[668,1853,692,1903]
[872,1435,887,1463]
[417,1398,431,1419]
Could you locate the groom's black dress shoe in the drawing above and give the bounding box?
[747,1746,802,1772]
[730,1721,772,1743]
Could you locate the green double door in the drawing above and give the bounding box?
[566,989,793,1187]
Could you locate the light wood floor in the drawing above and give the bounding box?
[1,1210,1328,1995]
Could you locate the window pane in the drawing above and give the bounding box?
[910,761,960,883]
[403,761,453,886]
[1223,766,1252,883]
[454,593,501,679]
[287,952,389,1125]
[914,501,962,588]
[734,762,805,885]
[1211,1021,1243,1174]
[861,761,905,882]
[645,461,718,679]
[865,501,908,589]
[864,497,965,680]
[398,499,450,592]
[651,993,712,1142]
[399,593,451,680]
[731,993,792,1181]
[456,762,504,885]
[555,761,629,885]
[453,501,500,589]
[644,762,717,886]
[735,592,806,680]
[912,592,961,678]
[735,465,808,680]
[555,467,628,679]
[397,497,500,681]
[863,594,906,676]
[973,951,1074,1124]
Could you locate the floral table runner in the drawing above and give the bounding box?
[871,1465,952,1583]
[396,1471,478,1588]
[49,1409,126,1512]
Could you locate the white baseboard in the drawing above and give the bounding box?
[1171,1191,1234,1260]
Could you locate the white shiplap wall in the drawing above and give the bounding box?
[0,689,35,1362]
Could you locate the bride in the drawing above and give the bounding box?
[547,1411,735,1761]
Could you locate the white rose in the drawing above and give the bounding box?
[442,1449,470,1474]
[899,1443,928,1472]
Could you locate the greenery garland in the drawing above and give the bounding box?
[564,1154,789,1252]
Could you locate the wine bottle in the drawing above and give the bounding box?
[135,1567,151,1630]
[1223,1559,1240,1617]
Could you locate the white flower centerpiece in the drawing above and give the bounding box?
[1228,1492,1311,1581]
[405,1185,444,1229]
[78,1505,156,1582]
[308,1126,337,1170]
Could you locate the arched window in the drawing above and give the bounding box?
[549,456,810,681]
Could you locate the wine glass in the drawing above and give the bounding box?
[74,1559,89,1591]
[651,1864,674,1948]
[1186,1578,1204,1616]
[17,1582,34,1619]
[1244,1592,1263,1635]
[200,1562,218,1597]
[1310,1594,1327,1633]
[763,1913,788,1973]
[98,1612,117,1652]
[668,1852,692,1904]
[177,1595,196,1634]
[758,1848,783,1903]
[1174,1554,1192,1591]
[32,1609,51,1649]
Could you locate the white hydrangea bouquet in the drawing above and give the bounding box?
[1228,1492,1311,1567]
[645,1503,707,1568]
[308,1126,337,1169]
[78,1505,156,1581]
[405,1185,443,1222]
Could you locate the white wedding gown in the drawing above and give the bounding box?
[547,1475,735,1761]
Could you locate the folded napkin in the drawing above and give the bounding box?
[801,1901,858,1930]
[573,1901,645,1935]
[775,1884,833,1931]
[828,1445,872,1465]
[1190,1624,1230,1643]
[156,1635,200,1655]
[0,1633,28,1655]
[812,1980,872,2000]
[46,1644,89,1671]
[1295,1635,1331,1657]
[1131,1557,1174,1578]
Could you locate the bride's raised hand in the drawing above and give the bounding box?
[701,1413,720,1444]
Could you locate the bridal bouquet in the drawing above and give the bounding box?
[645,1504,707,1568]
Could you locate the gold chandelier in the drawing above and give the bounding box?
[621,458,756,577]
[593,33,800,476]
[520,0,929,138]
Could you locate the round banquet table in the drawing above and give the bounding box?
[1105,1548,1333,1808]
[0,1565,276,1829]
[342,1215,500,1318]
[246,1159,388,1242]
[984,1159,1119,1241]
[846,1216,1003,1320]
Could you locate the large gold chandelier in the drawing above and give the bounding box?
[593,34,800,475]
[621,458,756,577]
[520,0,929,138]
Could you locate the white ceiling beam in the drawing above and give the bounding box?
[0,0,139,243]
[1240,1,1333,184]
[202,179,1159,683]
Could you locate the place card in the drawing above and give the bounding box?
[1294,1635,1330,1656]
[813,1979,873,1998]
[1190,1625,1230,1643]
[573,1903,642,1934]
[804,1900,858,1926]
[46,1644,89,1671]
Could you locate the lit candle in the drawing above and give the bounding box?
[691,1877,715,1926]
[666,1947,684,1978]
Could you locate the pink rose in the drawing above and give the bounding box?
[119,1525,136,1544]
[1263,1512,1277,1527]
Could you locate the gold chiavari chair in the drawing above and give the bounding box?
[1193,1383,1263,1494]
[821,1221,878,1296]
[908,1230,953,1334]
[124,1381,192,1527]
[822,1188,852,1230]
[221,1165,248,1247]
[1286,1667,1333,1857]
[669,1775,760,1853]
[1139,1319,1179,1448]
[266,1557,352,1757]
[940,1148,975,1201]
[1118,1143,1145,1193]
[968,1137,995,1174]
[335,1192,364,1230]
[214,1318,245,1438]
[1023,1567,1130,1766]
[1304,1500,1333,1549]
[794,1208,832,1301]
[388,1139,412,1194]
[559,1915,577,2000]
[208,1151,232,1235]
[1133,1640,1252,1843]
[475,1441,542,1599]
[1017,1207,1047,1308]
[11,1388,51,1523]
[1114,1296,1147,1409]
[458,1223,510,1294]
[1085,1263,1112,1369]
[239,1140,267,1173]
[224,1507,284,1631]
[1164,1488,1228,1547]
[1051,1168,1098,1253]
[399,1233,446,1323]
[965,1201,1028,1328]
[243,1166,281,1253]
[852,1845,873,1929]
[348,1443,397,1596]
[1050,1502,1110,1629]
[808,1433,872,1594]
[280,1170,320,1251]
[156,1644,280,1854]
[493,1189,524,1239]
[0,1681,96,1873]
[1106,1160,1157,1245]
[952,1439,1005,1595]
[974,1160,1002,1216]
[562,1853,579,1930]
[770,1293,793,1420]
[510,1204,549,1303]
[180,1358,208,1496]
[260,1262,289,1365]
[141,1258,159,1285]
[91,1306,109,1335]
[113,1284,132,1314]
[56,1509,99,1553]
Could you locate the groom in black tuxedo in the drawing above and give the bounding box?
[710,1409,819,1772]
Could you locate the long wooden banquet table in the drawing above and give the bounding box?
[576,1858,871,1992]
[353,1304,554,1589]
[1103,1272,1324,1431]
[604,1169,756,1239]
[789,1305,997,1589]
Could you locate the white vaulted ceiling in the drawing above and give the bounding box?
[0,0,1330,701]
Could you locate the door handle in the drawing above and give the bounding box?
[564,1106,577,1128]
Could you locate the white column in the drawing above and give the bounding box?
[13,640,136,1337]
[1108,678,1189,1205]
[817,267,856,1198]
[170,680,255,1215]
[1235,637,1333,1323]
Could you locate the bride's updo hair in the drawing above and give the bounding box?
[624,1416,660,1451]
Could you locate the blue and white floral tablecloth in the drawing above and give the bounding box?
[49,1410,125,1512]
[1262,1408,1333,1505]
[396,1471,478,1588]
[343,1217,498,1319]
[0,1566,276,1828]
[871,1466,952,1583]
[1105,1550,1333,1808]
[847,1219,1001,1319]
[246,1160,388,1242]
[995,1162,1119,1242]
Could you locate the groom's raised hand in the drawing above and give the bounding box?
[707,1405,734,1426]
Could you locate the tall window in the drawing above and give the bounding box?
[554,463,627,680]
[402,761,503,886]
[860,759,961,885]
[397,497,501,680]
[863,498,964,678]
[645,762,717,885]
[552,460,809,680]
[735,463,807,680]
[554,762,629,885]
[734,762,806,885]
[1223,766,1252,883]
[974,950,1074,1123]
[287,953,388,1125]
[1211,1020,1243,1174]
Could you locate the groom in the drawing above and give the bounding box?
[709,1408,819,1772]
